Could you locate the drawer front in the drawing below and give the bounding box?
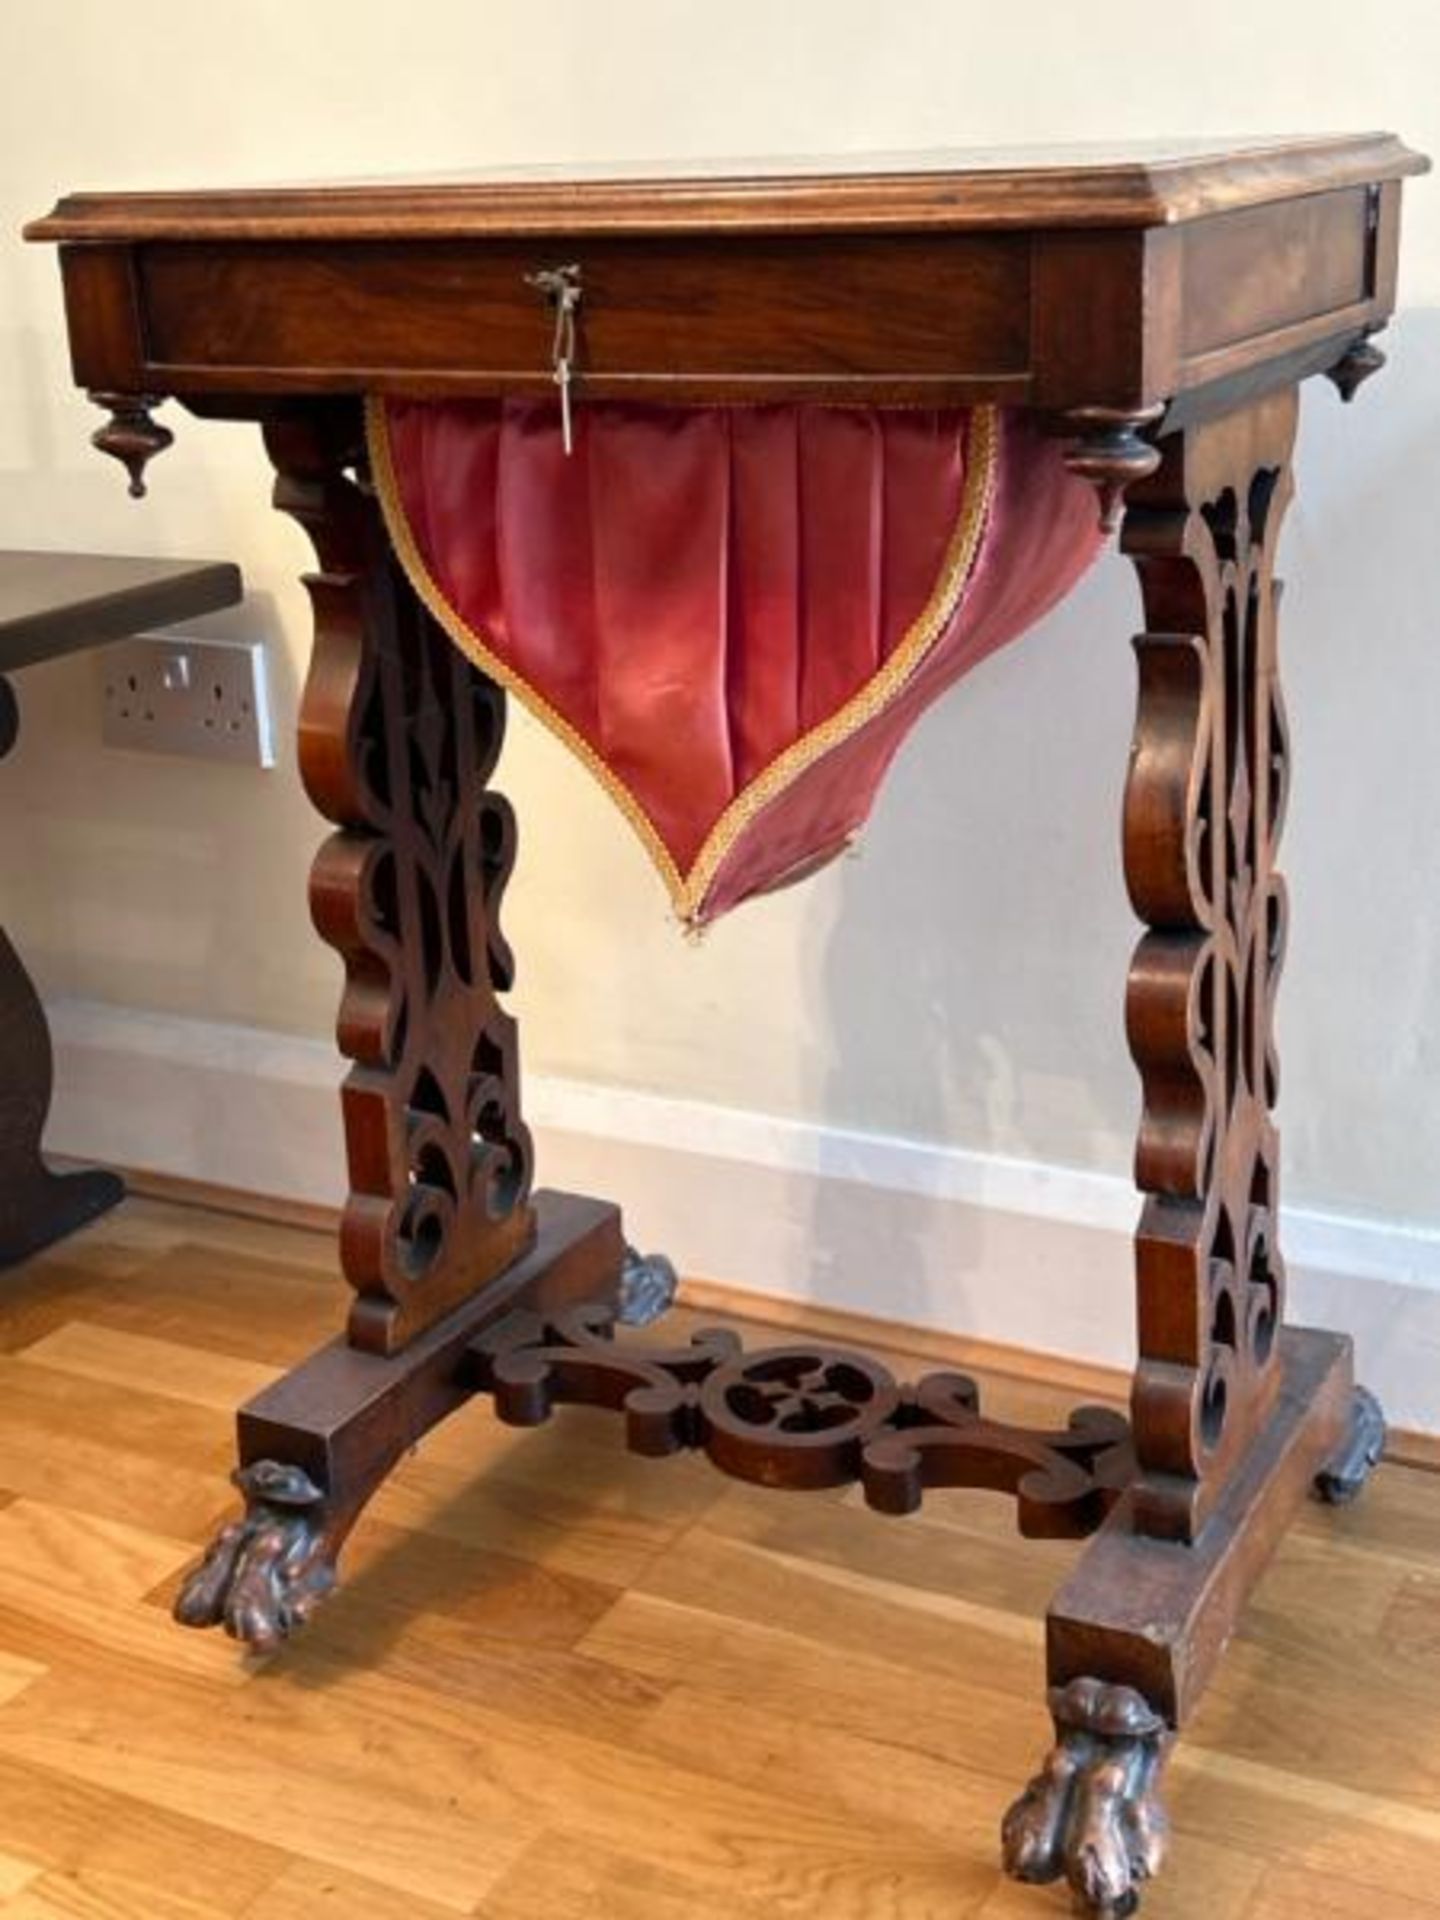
[132,232,1033,398]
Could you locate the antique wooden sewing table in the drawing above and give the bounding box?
[27,135,1427,1916]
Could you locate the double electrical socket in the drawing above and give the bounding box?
[100,634,275,767]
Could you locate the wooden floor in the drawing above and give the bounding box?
[0,1196,1436,1918]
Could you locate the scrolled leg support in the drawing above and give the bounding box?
[1002,1678,1171,1918]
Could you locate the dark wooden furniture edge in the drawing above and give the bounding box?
[0,551,244,1265]
[0,553,241,672]
[0,913,122,1266]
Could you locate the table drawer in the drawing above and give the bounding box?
[132,233,1033,398]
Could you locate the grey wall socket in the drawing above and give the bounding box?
[100,634,275,767]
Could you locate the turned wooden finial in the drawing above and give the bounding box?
[88,391,174,497]
[1061,404,1166,534]
[1324,336,1387,403]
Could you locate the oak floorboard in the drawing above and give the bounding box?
[237,1859,462,1920]
[1240,1862,1440,1917]
[477,1836,785,1920]
[0,1195,1433,1918]
[0,1665,544,1911]
[19,1323,280,1414]
[0,1750,288,1915]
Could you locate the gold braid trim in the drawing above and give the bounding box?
[366,396,998,925]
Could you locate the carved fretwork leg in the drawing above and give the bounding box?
[1005,391,1375,1913]
[175,400,638,1649]
[267,403,537,1358]
[1123,390,1305,1543]
[0,675,123,1266]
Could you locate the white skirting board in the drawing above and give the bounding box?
[45,996,1440,1435]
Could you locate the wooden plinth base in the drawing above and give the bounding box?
[1002,1326,1357,1916]
[236,1189,625,1490]
[1049,1325,1352,1726]
[173,1189,625,1651]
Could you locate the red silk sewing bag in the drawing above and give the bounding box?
[371,399,1101,924]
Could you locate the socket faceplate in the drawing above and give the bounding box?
[100,634,274,766]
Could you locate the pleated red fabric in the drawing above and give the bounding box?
[371,398,1102,924]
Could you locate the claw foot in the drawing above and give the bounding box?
[616,1245,678,1327]
[174,1460,338,1654]
[1002,1677,1171,1917]
[1314,1384,1386,1505]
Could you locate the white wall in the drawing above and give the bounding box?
[1,4,1437,1410]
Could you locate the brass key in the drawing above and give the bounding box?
[525,264,582,455]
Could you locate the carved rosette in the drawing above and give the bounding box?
[1122,393,1298,1540]
[265,407,534,1354]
